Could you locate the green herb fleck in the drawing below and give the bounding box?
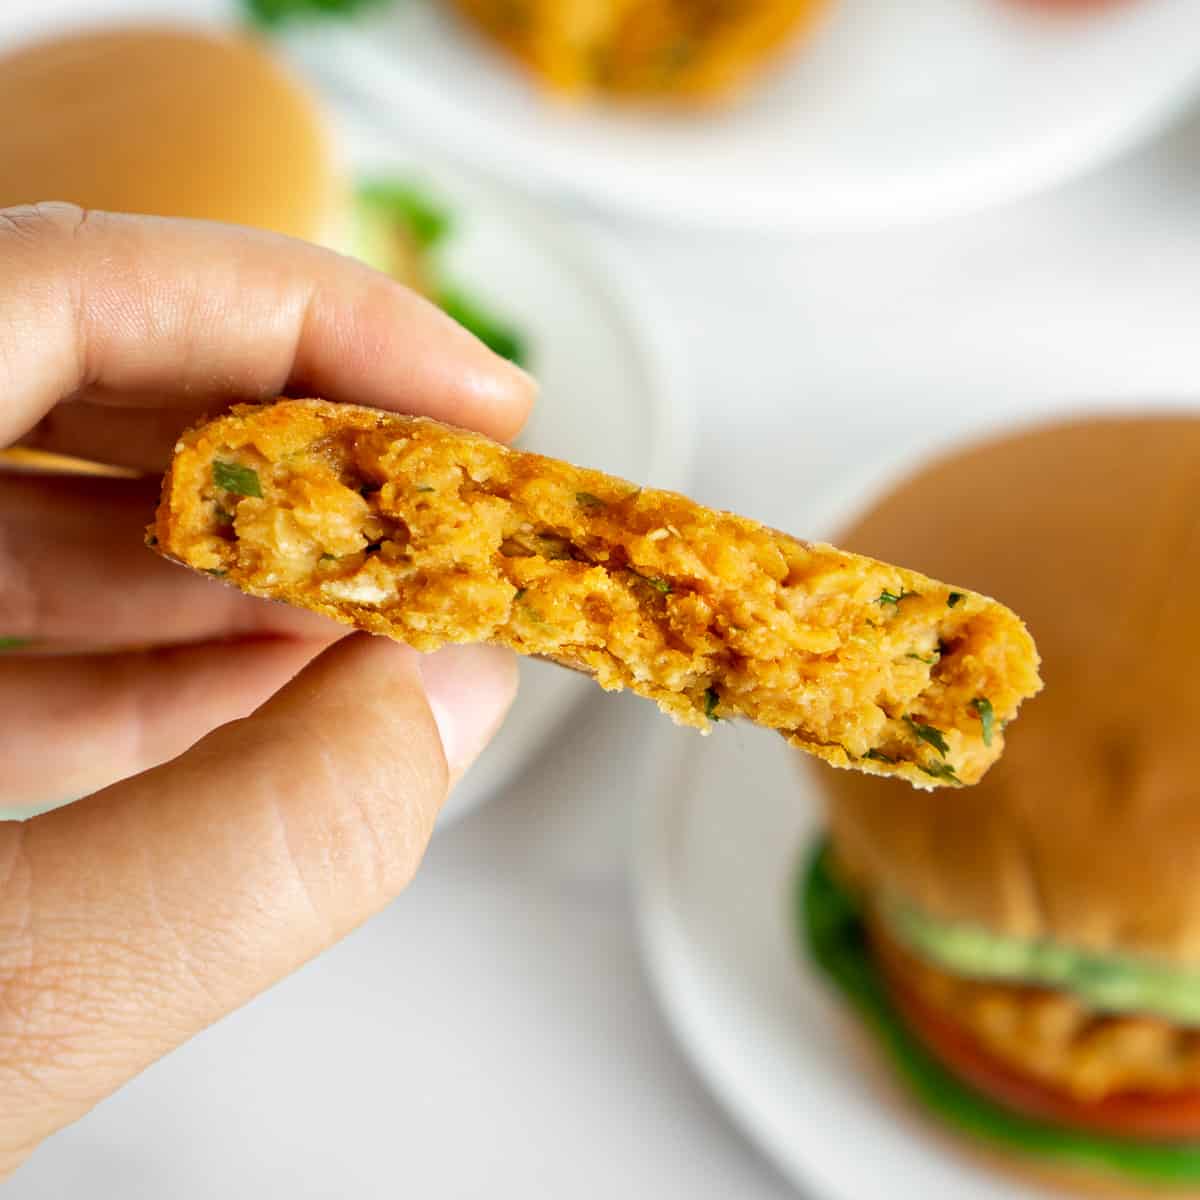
[906,652,937,665]
[658,37,695,75]
[213,505,234,525]
[0,637,30,651]
[971,696,995,747]
[878,589,917,607]
[575,492,606,513]
[212,460,262,498]
[919,761,960,784]
[948,592,964,608]
[864,749,895,764]
[415,485,435,494]
[495,0,532,33]
[590,45,614,86]
[704,688,721,720]
[513,588,527,602]
[630,568,672,595]
[204,568,228,577]
[904,716,949,758]
[319,553,337,563]
[536,535,573,561]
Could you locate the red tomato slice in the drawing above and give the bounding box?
[884,966,1200,1142]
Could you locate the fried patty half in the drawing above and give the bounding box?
[150,399,1041,787]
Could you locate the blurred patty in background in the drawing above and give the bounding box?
[445,0,829,103]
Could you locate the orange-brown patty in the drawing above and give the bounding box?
[446,0,829,102]
[151,399,1040,787]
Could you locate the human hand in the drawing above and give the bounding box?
[0,204,535,1176]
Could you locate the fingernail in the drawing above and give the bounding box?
[419,644,519,780]
[501,357,538,399]
[474,358,539,441]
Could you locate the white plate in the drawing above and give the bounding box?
[282,0,1200,232]
[634,723,1061,1200]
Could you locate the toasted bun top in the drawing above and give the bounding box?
[823,414,1200,964]
[0,26,342,243]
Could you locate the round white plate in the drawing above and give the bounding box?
[282,0,1200,233]
[634,723,1059,1200]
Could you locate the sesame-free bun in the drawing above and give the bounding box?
[0,26,342,243]
[823,415,1200,964]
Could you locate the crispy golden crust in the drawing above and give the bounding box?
[446,0,828,102]
[151,399,1040,787]
[873,923,1200,1103]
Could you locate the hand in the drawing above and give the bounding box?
[0,204,536,1176]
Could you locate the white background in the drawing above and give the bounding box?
[7,2,1200,1195]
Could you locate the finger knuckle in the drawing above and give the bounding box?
[309,719,448,893]
[348,744,448,893]
[0,831,89,1095]
[0,202,91,250]
[225,709,447,907]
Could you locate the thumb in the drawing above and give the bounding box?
[0,634,516,1172]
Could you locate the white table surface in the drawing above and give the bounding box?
[8,5,1200,1195]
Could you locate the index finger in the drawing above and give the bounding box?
[0,203,536,448]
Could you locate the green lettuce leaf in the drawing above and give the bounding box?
[241,0,384,28]
[353,181,529,367]
[356,180,453,251]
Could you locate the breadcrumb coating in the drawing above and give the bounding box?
[150,399,1041,788]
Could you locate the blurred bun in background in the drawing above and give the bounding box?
[0,25,475,304]
[0,21,525,435]
[444,0,830,103]
[0,27,345,246]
